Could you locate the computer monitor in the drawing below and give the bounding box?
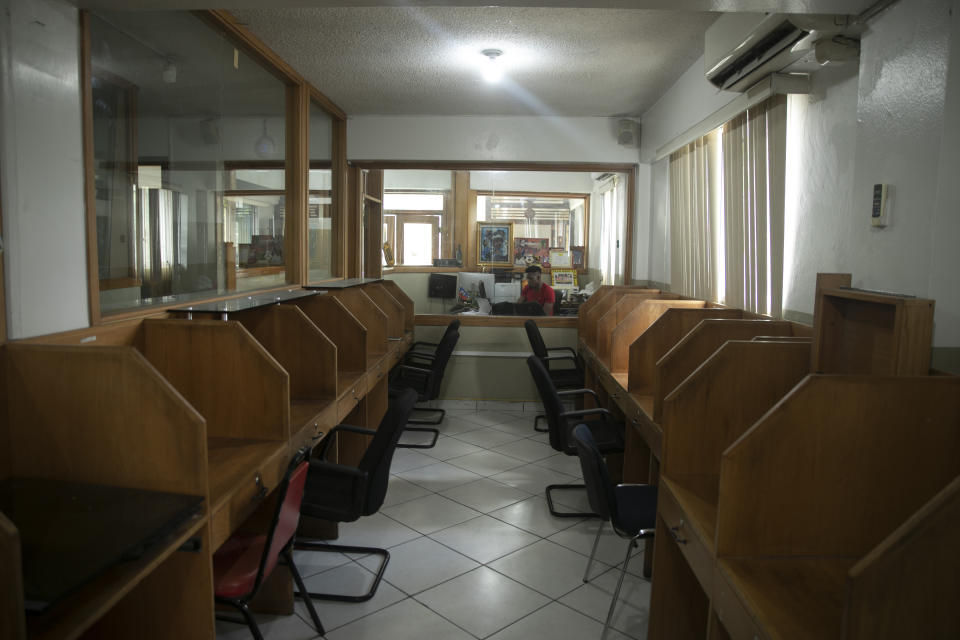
[428,273,457,299]
[493,282,521,304]
[457,272,496,300]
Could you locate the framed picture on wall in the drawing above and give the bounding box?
[477,221,514,266]
[513,237,549,267]
[551,269,578,290]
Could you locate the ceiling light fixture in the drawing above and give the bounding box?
[162,59,177,84]
[255,119,276,158]
[481,49,503,83]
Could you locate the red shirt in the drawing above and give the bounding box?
[520,282,556,308]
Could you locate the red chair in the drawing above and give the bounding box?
[213,448,324,640]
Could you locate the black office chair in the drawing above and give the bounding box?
[524,319,584,432]
[408,319,459,359]
[572,424,657,640]
[388,327,460,448]
[526,355,624,517]
[295,387,417,602]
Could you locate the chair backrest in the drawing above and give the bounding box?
[426,329,459,398]
[443,319,461,340]
[358,387,419,514]
[526,355,571,453]
[255,447,311,592]
[571,424,617,522]
[524,319,548,359]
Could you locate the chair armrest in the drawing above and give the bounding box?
[557,388,600,403]
[315,423,376,459]
[543,355,577,363]
[410,340,440,350]
[546,346,579,358]
[329,424,376,437]
[397,363,432,375]
[405,351,437,364]
[560,407,611,420]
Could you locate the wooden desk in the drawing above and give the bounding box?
[6,282,414,638]
[0,344,212,640]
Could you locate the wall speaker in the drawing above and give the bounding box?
[617,119,640,147]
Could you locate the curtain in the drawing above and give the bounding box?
[597,174,626,285]
[722,95,787,316]
[669,131,719,301]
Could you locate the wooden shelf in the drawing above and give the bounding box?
[811,273,934,375]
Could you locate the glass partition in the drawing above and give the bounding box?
[89,11,288,315]
[308,100,335,282]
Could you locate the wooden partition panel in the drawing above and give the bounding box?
[577,285,614,341]
[716,375,960,558]
[142,320,288,442]
[295,295,367,373]
[582,287,656,350]
[611,300,707,374]
[380,279,415,332]
[327,289,388,358]
[653,320,793,421]
[235,305,338,400]
[3,344,207,495]
[844,475,960,639]
[363,283,405,339]
[596,293,676,366]
[662,340,810,482]
[626,307,740,392]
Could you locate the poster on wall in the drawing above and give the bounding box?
[477,222,513,266]
[513,237,549,267]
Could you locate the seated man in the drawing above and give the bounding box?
[518,264,555,316]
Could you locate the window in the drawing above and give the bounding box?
[308,101,335,283]
[89,11,292,315]
[669,95,787,316]
[382,170,453,267]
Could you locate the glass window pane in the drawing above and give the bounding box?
[383,193,443,210]
[383,170,453,266]
[90,11,287,315]
[402,223,433,265]
[308,101,335,283]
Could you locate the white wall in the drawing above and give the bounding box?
[1,0,89,339]
[347,115,640,164]
[641,0,960,351]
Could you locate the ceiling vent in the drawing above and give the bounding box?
[705,13,854,92]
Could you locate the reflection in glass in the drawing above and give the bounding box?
[308,101,335,282]
[90,11,287,314]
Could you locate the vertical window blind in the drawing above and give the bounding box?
[669,95,787,316]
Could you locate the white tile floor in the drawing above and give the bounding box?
[215,406,651,640]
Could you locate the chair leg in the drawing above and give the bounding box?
[281,548,325,636]
[533,414,548,432]
[601,538,637,640]
[294,540,390,602]
[215,599,264,640]
[397,426,439,449]
[546,483,599,518]
[583,520,605,583]
[407,406,445,425]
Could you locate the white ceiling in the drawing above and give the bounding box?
[78,0,880,119]
[230,6,717,117]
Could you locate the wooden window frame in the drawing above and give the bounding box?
[351,161,635,278]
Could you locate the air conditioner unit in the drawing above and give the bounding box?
[705,13,853,92]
